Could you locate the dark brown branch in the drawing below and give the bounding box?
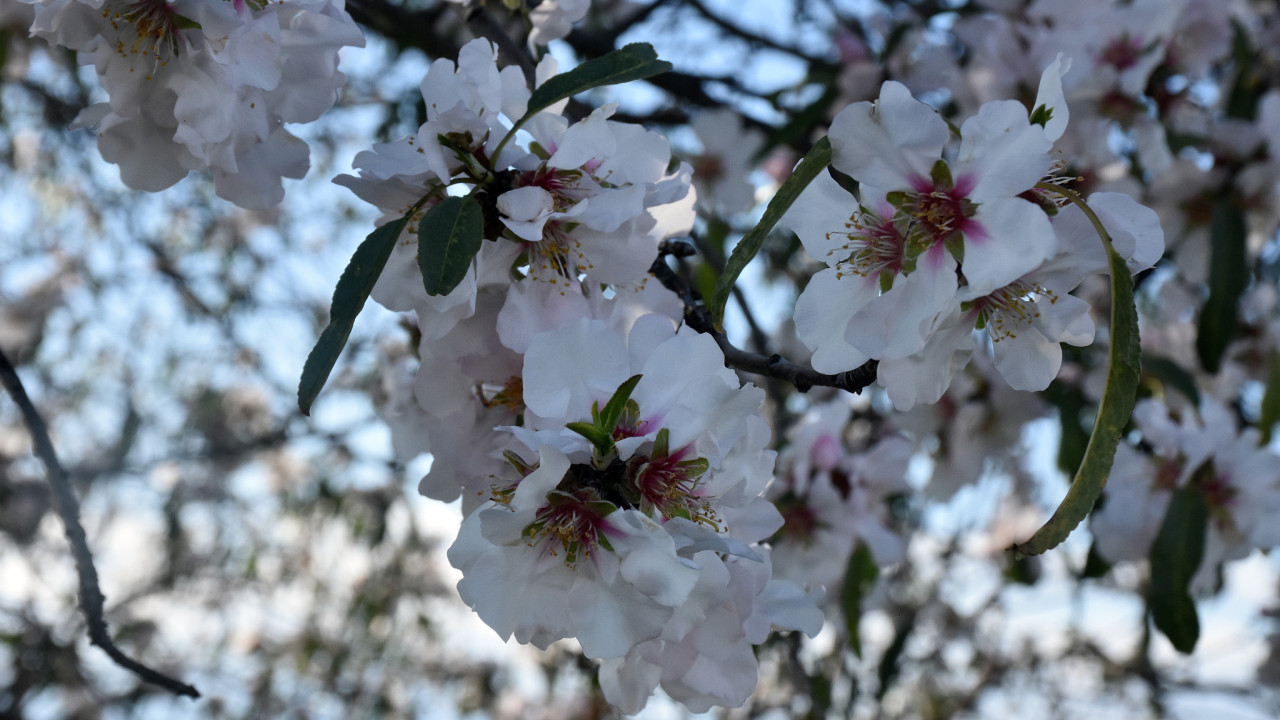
[688,230,770,356]
[345,0,452,56]
[684,0,829,65]
[0,348,200,699]
[650,243,877,394]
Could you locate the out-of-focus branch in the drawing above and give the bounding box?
[0,348,200,699]
[651,242,877,394]
[345,0,453,56]
[463,1,538,87]
[685,0,829,64]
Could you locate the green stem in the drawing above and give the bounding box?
[1035,181,1114,248]
[490,119,526,168]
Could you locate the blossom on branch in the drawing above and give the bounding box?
[24,0,365,207]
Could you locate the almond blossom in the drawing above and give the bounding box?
[446,315,820,686]
[23,0,364,207]
[335,39,694,340]
[1091,397,1280,592]
[785,61,1068,376]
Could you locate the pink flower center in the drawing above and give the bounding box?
[1099,34,1144,71]
[828,206,907,281]
[629,445,717,528]
[524,487,615,567]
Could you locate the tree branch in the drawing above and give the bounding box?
[684,0,829,65]
[0,348,200,699]
[650,242,877,394]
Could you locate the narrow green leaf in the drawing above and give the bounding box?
[875,610,914,701]
[525,43,672,120]
[1260,353,1280,443]
[298,215,411,415]
[419,196,483,296]
[1148,480,1209,654]
[711,136,832,330]
[1015,186,1142,556]
[841,544,879,658]
[566,421,612,455]
[1195,198,1247,374]
[757,82,839,159]
[599,374,643,437]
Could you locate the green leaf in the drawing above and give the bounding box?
[419,196,483,296]
[758,82,839,159]
[1042,377,1089,477]
[1195,198,1248,374]
[298,215,411,416]
[875,610,914,701]
[929,159,953,190]
[599,374,643,438]
[841,544,879,658]
[524,43,672,120]
[566,421,613,455]
[1080,541,1113,580]
[1142,354,1202,407]
[1015,188,1142,556]
[711,136,832,330]
[173,14,202,30]
[1028,103,1054,128]
[1260,353,1280,443]
[1148,479,1209,654]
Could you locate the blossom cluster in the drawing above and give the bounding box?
[353,39,821,712]
[1091,397,1280,589]
[21,0,364,207]
[785,61,1164,410]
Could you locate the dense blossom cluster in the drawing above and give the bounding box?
[21,0,364,207]
[345,39,820,710]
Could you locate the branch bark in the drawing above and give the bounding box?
[0,348,200,699]
[651,243,877,394]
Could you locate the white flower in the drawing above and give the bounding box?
[598,549,822,713]
[786,76,1065,375]
[336,40,695,327]
[1092,398,1280,591]
[444,313,817,685]
[447,446,702,658]
[690,108,765,216]
[25,0,364,207]
[528,0,590,47]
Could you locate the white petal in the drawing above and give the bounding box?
[794,268,874,374]
[829,81,949,189]
[1033,54,1072,142]
[781,171,859,259]
[960,197,1055,298]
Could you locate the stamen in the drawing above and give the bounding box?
[967,279,1056,341]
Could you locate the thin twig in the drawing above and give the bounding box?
[0,348,200,699]
[689,230,770,356]
[650,243,877,394]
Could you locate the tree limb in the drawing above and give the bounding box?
[0,348,200,699]
[651,242,877,394]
